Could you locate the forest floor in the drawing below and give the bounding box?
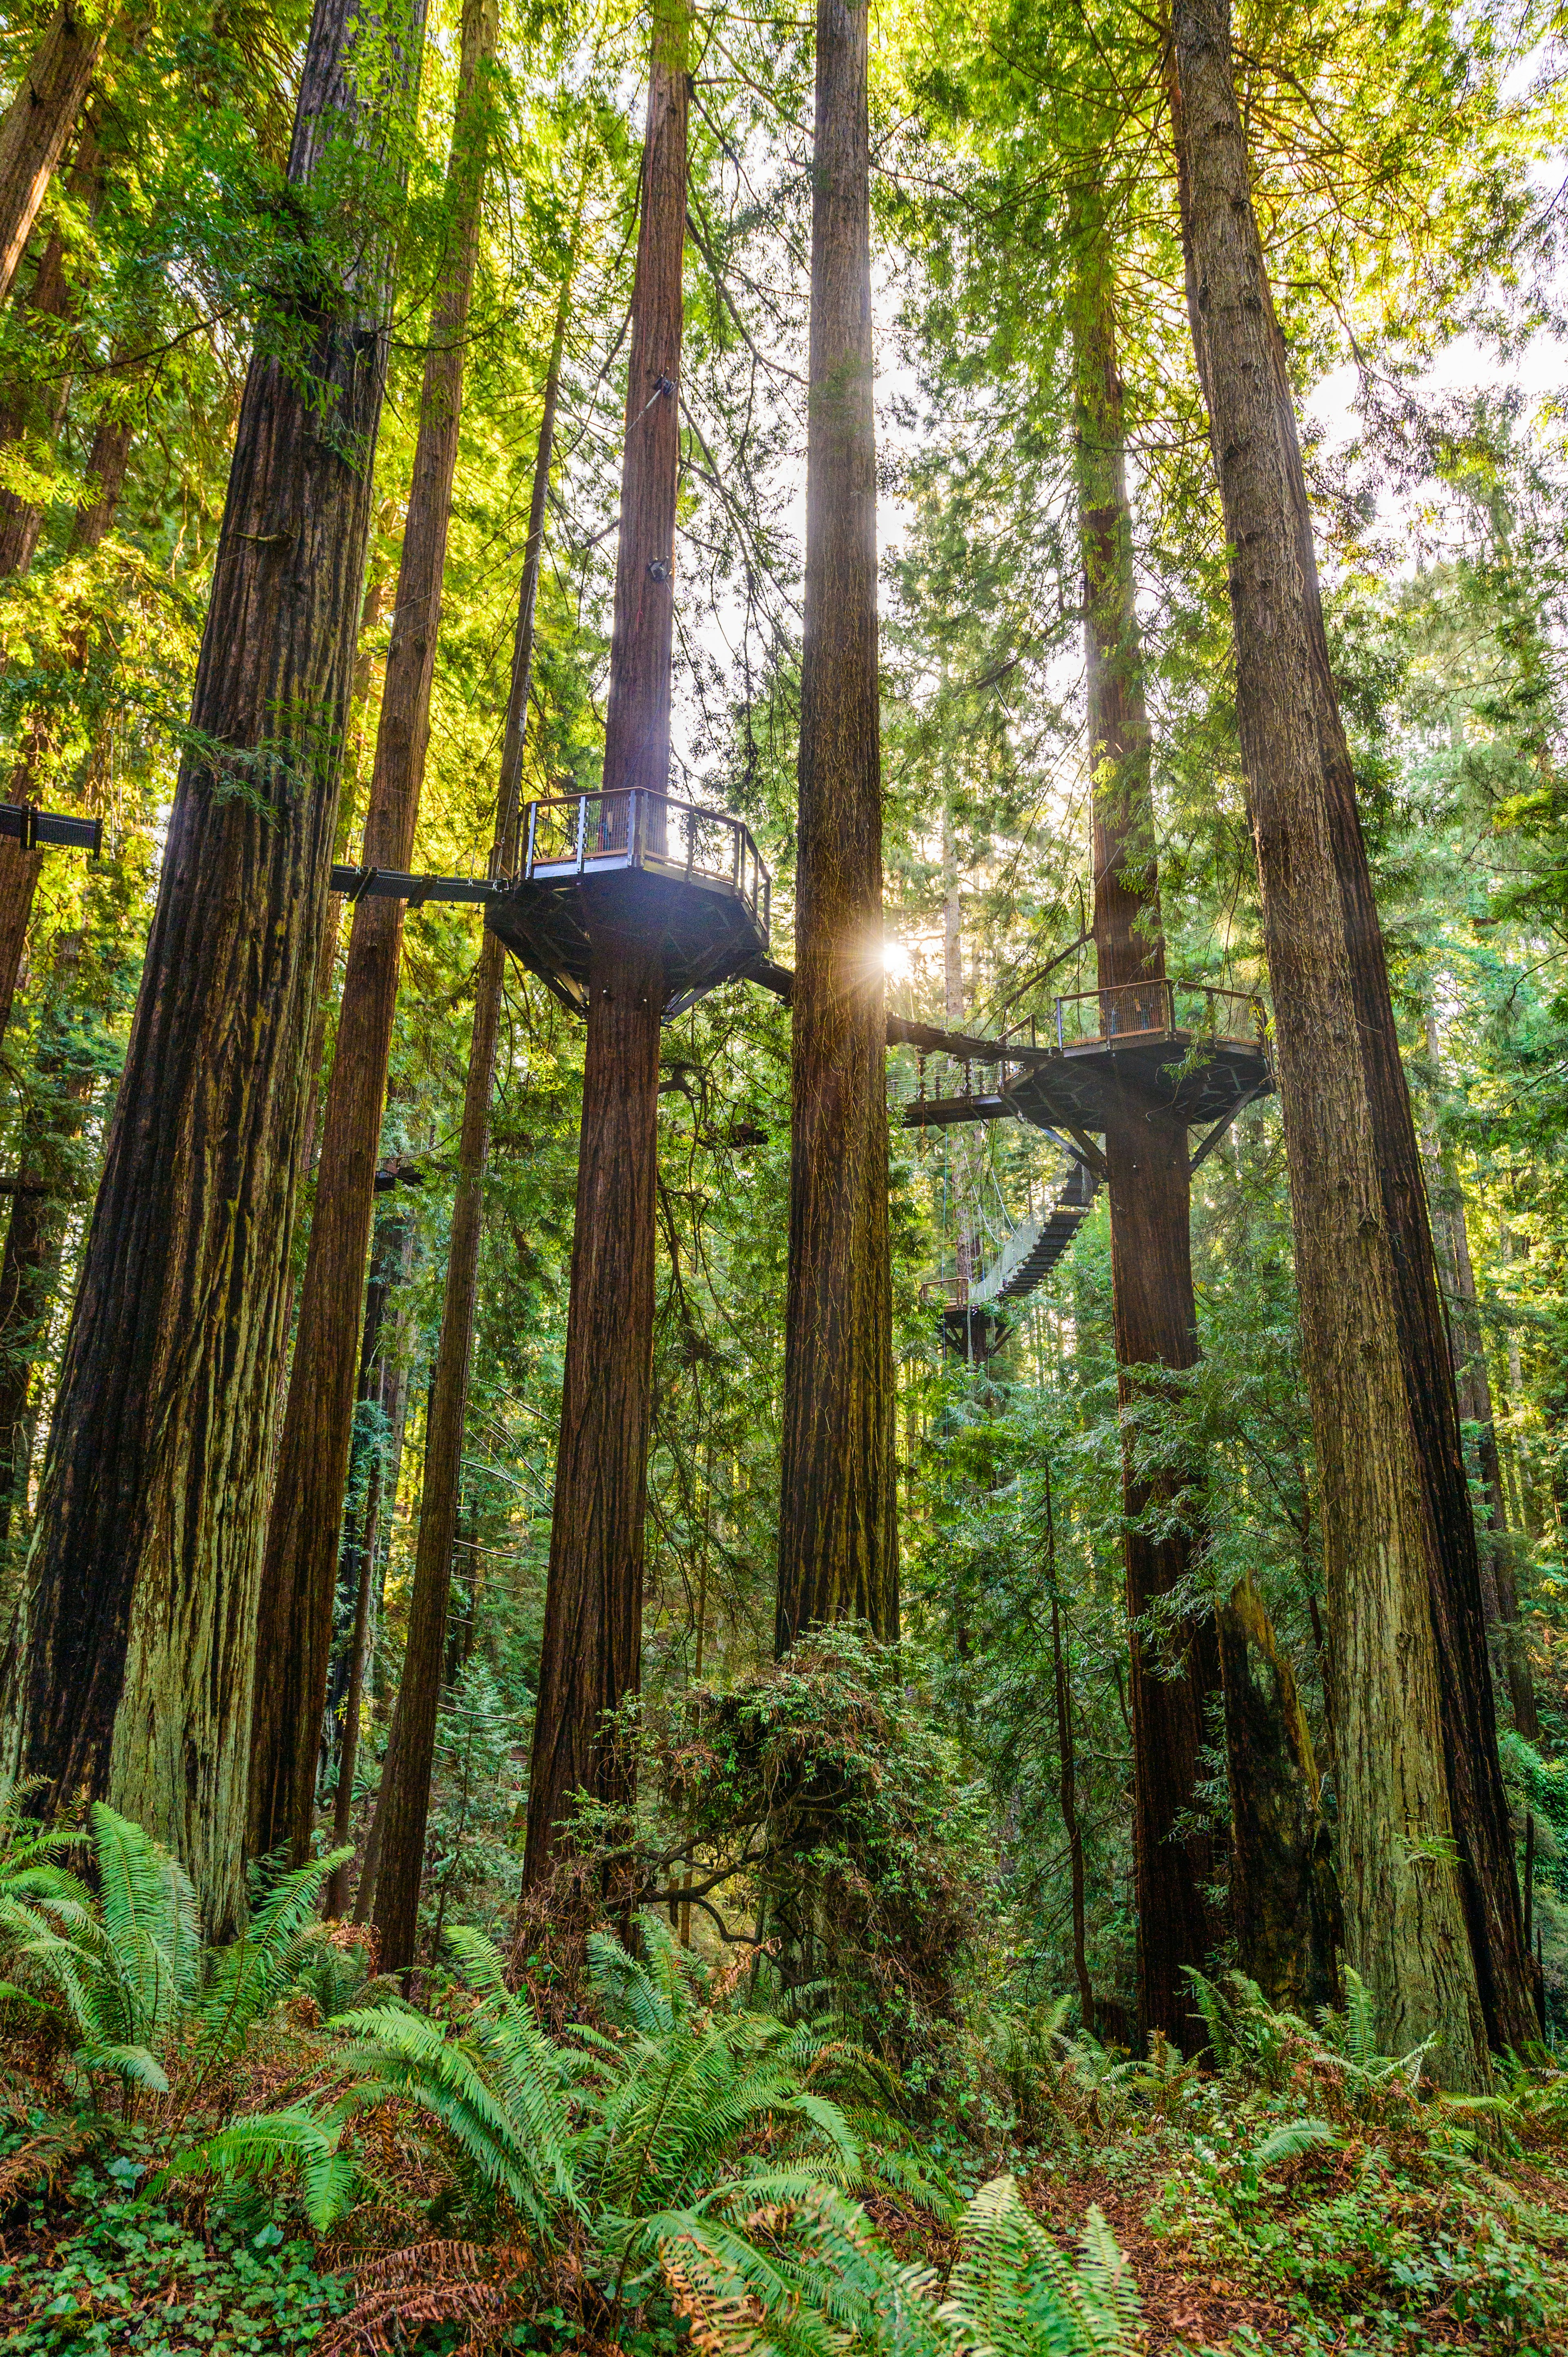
[1025,2141,1568,2355]
[4,2084,1566,2355]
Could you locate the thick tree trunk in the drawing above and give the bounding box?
[519,65,683,1894]
[522,927,662,1891]
[1074,231,1331,2031]
[1171,0,1532,2078]
[1072,234,1220,2045]
[1217,1575,1340,2010]
[248,0,498,1869]
[372,216,578,1960]
[0,5,107,308]
[775,0,896,1653]
[0,0,418,1932]
[0,120,104,581]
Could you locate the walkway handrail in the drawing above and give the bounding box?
[517,786,771,937]
[1052,978,1266,1050]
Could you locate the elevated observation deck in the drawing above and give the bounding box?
[486,788,771,1017]
[900,979,1273,1163]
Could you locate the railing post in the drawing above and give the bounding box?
[525,801,537,879]
[627,789,638,867]
[575,794,588,873]
[1055,997,1065,1051]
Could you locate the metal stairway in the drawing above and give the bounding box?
[964,1157,1100,1310]
[933,1155,1100,1358]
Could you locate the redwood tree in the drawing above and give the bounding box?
[1073,224,1331,2034]
[1071,228,1222,2043]
[1170,0,1534,2080]
[775,0,896,1655]
[0,0,419,1930]
[248,0,499,1871]
[521,18,688,1893]
[0,3,107,306]
[375,199,581,1964]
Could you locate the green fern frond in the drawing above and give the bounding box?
[193,1846,352,2074]
[192,2104,359,2230]
[75,2039,169,2095]
[1248,2119,1341,2171]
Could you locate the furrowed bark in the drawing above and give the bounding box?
[775,0,896,1653]
[522,29,687,1892]
[521,928,662,1893]
[375,193,580,1964]
[1072,225,1222,2046]
[1217,1574,1340,2010]
[0,0,420,1933]
[1171,0,1531,2078]
[0,5,108,308]
[248,0,499,1869]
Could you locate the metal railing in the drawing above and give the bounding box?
[1051,979,1266,1050]
[518,787,770,937]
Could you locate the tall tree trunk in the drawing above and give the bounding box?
[1074,228,1331,2031]
[775,0,896,1654]
[521,28,687,1893]
[0,118,104,580]
[374,192,581,1958]
[1170,0,1533,2079]
[0,0,420,1933]
[248,0,498,1869]
[0,124,107,1046]
[942,797,973,1297]
[1045,1469,1094,2032]
[0,4,108,308]
[323,1201,412,1915]
[1072,227,1221,2044]
[0,381,135,1041]
[1420,1025,1539,1739]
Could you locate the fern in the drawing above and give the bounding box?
[659,2171,1139,2357]
[0,1806,352,2107]
[940,2177,1140,2357]
[189,2104,359,2231]
[190,1846,352,2078]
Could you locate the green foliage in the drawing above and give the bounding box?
[634,1629,996,2063]
[0,1802,350,2105]
[0,2138,350,2355]
[662,2172,1140,2357]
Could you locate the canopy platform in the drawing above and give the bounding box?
[900,979,1273,1161]
[486,788,771,1016]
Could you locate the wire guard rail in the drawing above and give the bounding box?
[519,787,770,941]
[1049,979,1267,1051]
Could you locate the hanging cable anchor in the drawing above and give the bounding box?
[632,373,677,426]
